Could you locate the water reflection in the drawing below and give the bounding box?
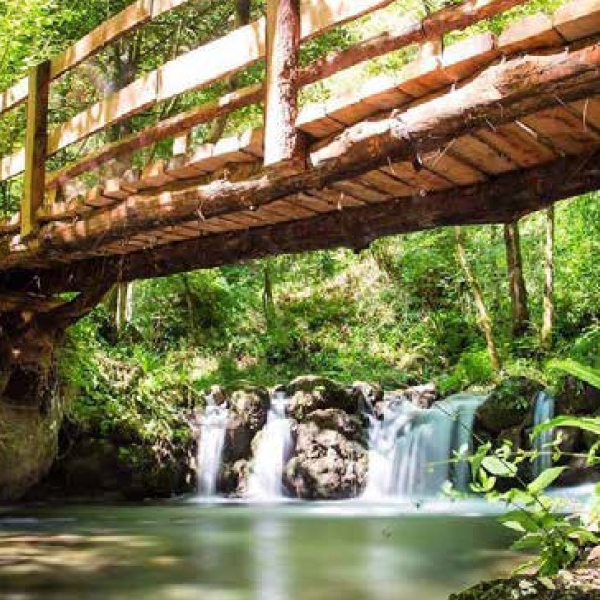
[253,519,288,600]
[0,503,522,600]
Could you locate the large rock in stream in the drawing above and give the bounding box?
[475,376,544,435]
[283,408,367,500]
[286,376,359,421]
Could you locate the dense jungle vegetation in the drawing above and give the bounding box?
[0,0,598,448]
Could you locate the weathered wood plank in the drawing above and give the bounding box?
[34,42,600,254]
[50,0,153,79]
[35,0,530,188]
[47,72,159,155]
[46,84,263,188]
[0,77,29,117]
[498,13,563,54]
[554,0,600,42]
[21,62,51,238]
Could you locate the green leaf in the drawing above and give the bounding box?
[499,510,538,533]
[537,416,600,437]
[482,456,518,478]
[547,359,600,389]
[527,467,567,494]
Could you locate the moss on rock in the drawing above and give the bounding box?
[476,376,544,434]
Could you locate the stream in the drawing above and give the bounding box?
[0,501,522,600]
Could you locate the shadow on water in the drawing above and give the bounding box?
[0,502,522,600]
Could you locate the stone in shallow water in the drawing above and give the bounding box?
[286,375,358,420]
[283,409,367,500]
[476,376,544,434]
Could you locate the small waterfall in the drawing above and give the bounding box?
[532,391,555,478]
[247,392,294,500]
[440,395,486,492]
[196,396,229,497]
[364,394,486,499]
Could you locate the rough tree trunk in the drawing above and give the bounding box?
[504,221,530,337]
[116,282,134,333]
[541,205,555,351]
[456,227,502,373]
[262,260,276,329]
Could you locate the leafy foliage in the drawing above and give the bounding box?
[468,420,600,577]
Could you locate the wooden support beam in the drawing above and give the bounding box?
[31,42,600,256]
[264,0,303,168]
[21,62,50,238]
[19,150,600,294]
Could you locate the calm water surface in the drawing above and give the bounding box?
[0,501,521,600]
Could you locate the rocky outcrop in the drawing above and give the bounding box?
[284,408,367,500]
[218,385,270,494]
[450,546,600,600]
[476,377,544,434]
[287,376,358,420]
[556,376,600,416]
[29,414,194,501]
[0,328,64,502]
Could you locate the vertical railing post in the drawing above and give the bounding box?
[21,60,50,238]
[264,0,304,169]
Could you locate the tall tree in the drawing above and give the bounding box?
[541,205,555,351]
[456,227,502,373]
[504,221,530,337]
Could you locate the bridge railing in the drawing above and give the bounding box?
[0,0,580,240]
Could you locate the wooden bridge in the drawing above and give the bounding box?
[1,0,600,318]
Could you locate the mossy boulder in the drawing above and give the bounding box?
[476,377,544,434]
[286,376,358,421]
[556,376,600,416]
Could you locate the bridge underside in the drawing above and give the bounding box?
[3,16,600,313]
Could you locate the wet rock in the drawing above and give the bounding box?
[351,381,384,414]
[230,386,270,434]
[287,376,358,420]
[233,460,250,497]
[220,385,271,464]
[556,376,600,416]
[555,426,583,457]
[401,383,439,409]
[283,412,367,500]
[222,414,254,463]
[476,377,544,434]
[557,456,600,487]
[305,409,365,443]
[450,556,600,600]
[496,425,524,449]
[210,385,228,406]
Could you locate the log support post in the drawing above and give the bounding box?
[264,0,305,170]
[21,61,50,238]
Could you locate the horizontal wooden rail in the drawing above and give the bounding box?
[0,0,196,118]
[0,0,396,184]
[43,0,534,189]
[0,78,29,116]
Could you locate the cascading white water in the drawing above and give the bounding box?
[247,392,294,500]
[196,397,229,497]
[364,394,486,499]
[440,395,487,492]
[532,391,555,478]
